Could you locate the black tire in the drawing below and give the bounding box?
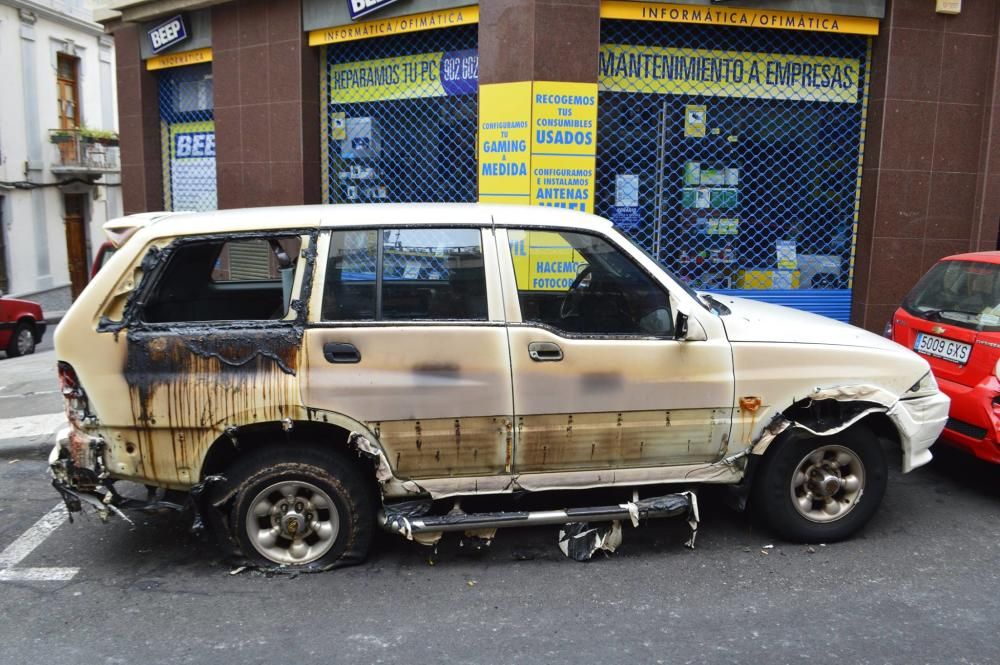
[226,445,375,569]
[6,322,35,357]
[751,424,887,543]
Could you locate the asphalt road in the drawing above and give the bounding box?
[0,335,60,420]
[1,350,999,664]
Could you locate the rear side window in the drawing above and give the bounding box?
[141,235,302,323]
[322,228,487,321]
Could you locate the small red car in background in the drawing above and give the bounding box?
[0,297,46,357]
[889,251,1000,463]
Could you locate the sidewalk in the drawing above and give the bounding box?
[0,345,65,460]
[0,413,65,460]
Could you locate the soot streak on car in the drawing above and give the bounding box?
[49,204,949,572]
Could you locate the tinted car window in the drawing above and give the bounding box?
[324,229,378,321]
[322,228,487,322]
[508,229,672,336]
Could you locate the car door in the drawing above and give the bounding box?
[107,230,315,486]
[498,226,734,474]
[302,224,515,480]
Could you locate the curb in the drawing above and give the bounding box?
[0,436,53,460]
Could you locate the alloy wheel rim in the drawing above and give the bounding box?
[789,444,865,523]
[16,329,33,355]
[245,480,339,565]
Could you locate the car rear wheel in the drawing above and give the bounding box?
[6,323,35,357]
[752,424,887,543]
[227,445,375,569]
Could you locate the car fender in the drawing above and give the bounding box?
[747,383,948,473]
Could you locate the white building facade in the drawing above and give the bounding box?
[0,0,121,309]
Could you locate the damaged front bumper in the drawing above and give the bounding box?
[890,391,950,472]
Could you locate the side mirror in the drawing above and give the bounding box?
[674,311,689,340]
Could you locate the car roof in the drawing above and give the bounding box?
[939,250,1000,264]
[121,203,614,241]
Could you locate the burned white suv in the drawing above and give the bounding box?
[51,204,948,569]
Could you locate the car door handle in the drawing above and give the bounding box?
[528,341,563,362]
[323,342,361,364]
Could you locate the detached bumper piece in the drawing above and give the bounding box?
[49,428,196,526]
[380,491,700,561]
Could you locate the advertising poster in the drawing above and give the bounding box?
[509,230,587,293]
[684,104,706,137]
[166,120,216,211]
[329,49,478,103]
[478,82,532,204]
[599,45,860,104]
[530,81,598,214]
[611,173,642,230]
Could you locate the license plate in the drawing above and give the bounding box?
[914,333,972,364]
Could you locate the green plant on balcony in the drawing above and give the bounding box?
[79,127,119,146]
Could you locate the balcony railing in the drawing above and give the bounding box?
[48,129,120,174]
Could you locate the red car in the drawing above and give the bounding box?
[889,251,1000,463]
[0,297,46,357]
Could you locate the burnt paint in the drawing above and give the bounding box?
[99,230,317,335]
[112,230,318,485]
[125,330,302,423]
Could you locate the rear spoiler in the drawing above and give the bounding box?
[102,212,185,248]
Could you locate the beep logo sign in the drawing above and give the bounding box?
[148,15,188,54]
[347,0,403,21]
[174,132,215,159]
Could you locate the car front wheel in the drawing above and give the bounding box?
[752,424,887,543]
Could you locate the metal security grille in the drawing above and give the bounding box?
[322,25,479,204]
[596,21,870,321]
[158,63,217,211]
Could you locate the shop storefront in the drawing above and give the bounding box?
[143,13,217,212]
[105,0,1000,332]
[595,3,877,321]
[308,5,480,204]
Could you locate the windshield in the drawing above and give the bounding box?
[903,259,1000,332]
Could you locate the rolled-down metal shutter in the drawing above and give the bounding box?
[226,240,272,281]
[595,20,871,323]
